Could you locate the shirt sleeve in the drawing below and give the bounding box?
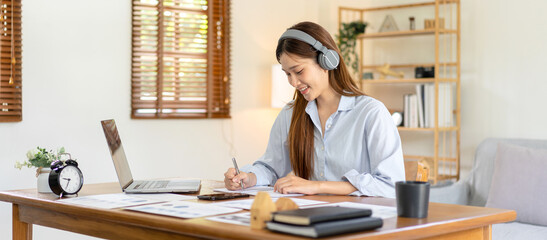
[239,105,293,186]
[343,101,405,198]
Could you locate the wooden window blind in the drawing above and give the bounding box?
[131,0,231,119]
[0,0,22,122]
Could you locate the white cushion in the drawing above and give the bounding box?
[486,143,547,226]
[493,222,547,239]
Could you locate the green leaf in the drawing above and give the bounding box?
[336,20,368,75]
[16,146,70,169]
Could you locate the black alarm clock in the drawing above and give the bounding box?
[48,153,84,197]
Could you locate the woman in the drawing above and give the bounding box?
[224,21,404,198]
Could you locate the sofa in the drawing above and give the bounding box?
[430,138,547,239]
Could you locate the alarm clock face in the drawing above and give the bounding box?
[58,165,83,195]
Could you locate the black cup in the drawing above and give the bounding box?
[396,181,430,218]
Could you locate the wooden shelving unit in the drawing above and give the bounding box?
[362,78,457,84]
[398,126,459,132]
[339,0,461,184]
[362,62,457,69]
[358,29,457,39]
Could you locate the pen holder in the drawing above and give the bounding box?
[396,181,430,218]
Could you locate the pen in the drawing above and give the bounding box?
[232,157,245,190]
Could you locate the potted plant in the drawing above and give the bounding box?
[337,20,368,77]
[15,146,68,193]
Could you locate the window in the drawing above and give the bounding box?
[131,0,231,119]
[0,0,22,122]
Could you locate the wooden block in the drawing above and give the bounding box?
[424,19,434,29]
[416,160,430,182]
[250,192,277,230]
[424,18,445,29]
[275,198,298,211]
[404,160,430,182]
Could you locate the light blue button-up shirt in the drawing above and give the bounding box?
[240,95,405,198]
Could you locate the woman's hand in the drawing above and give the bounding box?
[274,175,321,195]
[223,168,256,190]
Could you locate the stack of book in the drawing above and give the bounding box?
[266,206,383,238]
[404,83,454,128]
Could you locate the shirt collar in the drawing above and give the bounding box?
[338,95,355,112]
[305,100,317,116]
[305,95,356,115]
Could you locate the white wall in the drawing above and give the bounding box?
[1,0,546,239]
[0,0,318,239]
[461,0,547,166]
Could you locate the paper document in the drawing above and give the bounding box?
[56,193,193,209]
[303,201,398,219]
[127,193,197,201]
[207,212,252,226]
[214,186,273,194]
[214,186,304,197]
[212,198,327,210]
[126,201,241,218]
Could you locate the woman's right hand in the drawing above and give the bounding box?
[224,168,257,190]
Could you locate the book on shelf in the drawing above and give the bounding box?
[404,83,454,128]
[416,84,425,128]
[403,94,418,128]
[404,94,409,128]
[409,94,418,128]
[271,206,372,225]
[266,216,383,238]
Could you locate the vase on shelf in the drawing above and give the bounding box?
[37,167,52,193]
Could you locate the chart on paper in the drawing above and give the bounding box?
[126,201,241,218]
[207,212,252,226]
[57,193,195,209]
[212,197,326,210]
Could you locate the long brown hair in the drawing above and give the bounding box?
[276,22,364,179]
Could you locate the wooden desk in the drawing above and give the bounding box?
[0,181,515,240]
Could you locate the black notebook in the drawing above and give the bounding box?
[271,206,372,225]
[266,216,383,238]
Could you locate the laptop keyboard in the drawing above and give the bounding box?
[134,181,169,190]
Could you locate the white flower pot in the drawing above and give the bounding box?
[37,168,52,193]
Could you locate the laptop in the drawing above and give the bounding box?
[101,119,201,193]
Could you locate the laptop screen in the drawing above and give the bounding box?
[101,119,133,189]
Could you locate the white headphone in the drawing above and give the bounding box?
[278,29,340,71]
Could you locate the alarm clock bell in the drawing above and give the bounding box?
[48,153,84,198]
